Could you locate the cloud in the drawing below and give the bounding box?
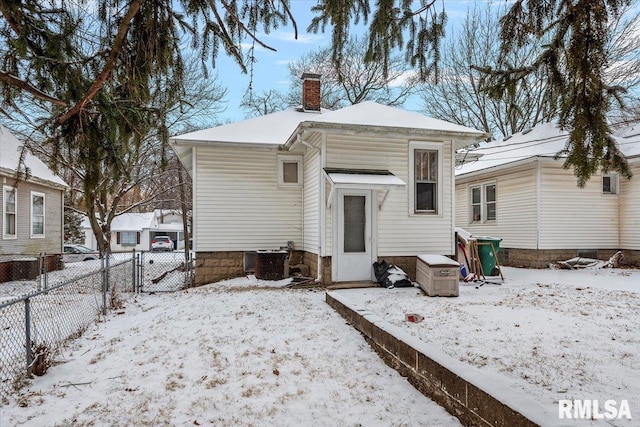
[269,31,325,44]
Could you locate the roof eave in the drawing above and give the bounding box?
[284,121,486,150]
[169,138,281,150]
[455,156,551,182]
[0,167,68,189]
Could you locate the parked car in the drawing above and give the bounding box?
[63,244,99,263]
[151,236,173,251]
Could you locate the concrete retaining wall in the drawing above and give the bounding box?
[326,291,567,427]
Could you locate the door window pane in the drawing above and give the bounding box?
[344,195,365,253]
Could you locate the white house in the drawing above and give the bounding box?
[83,212,159,252]
[455,122,640,268]
[171,74,485,285]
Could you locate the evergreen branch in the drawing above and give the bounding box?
[218,0,277,52]
[56,0,145,126]
[0,71,66,107]
[277,0,298,39]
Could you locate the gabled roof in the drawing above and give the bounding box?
[170,101,485,148]
[0,125,67,188]
[456,122,640,177]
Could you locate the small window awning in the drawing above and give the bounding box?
[323,168,406,209]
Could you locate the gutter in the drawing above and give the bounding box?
[297,133,323,284]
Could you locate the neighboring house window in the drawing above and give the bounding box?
[117,231,140,246]
[31,191,45,238]
[470,182,497,223]
[409,142,442,214]
[3,186,17,239]
[602,173,618,194]
[278,155,303,186]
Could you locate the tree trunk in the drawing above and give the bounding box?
[178,166,190,264]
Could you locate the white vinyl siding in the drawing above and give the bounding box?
[324,133,455,256]
[302,134,322,254]
[195,146,303,251]
[456,164,538,249]
[619,162,640,250]
[539,162,619,249]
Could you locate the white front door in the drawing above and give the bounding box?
[334,189,374,282]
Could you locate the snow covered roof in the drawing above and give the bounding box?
[0,125,67,188]
[300,101,485,137]
[170,101,484,148]
[82,212,158,232]
[170,108,316,146]
[456,122,640,177]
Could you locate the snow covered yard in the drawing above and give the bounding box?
[335,266,640,423]
[1,281,460,426]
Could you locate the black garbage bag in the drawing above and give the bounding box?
[373,260,412,288]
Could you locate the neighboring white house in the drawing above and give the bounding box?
[83,210,187,251]
[455,122,640,268]
[170,73,485,285]
[83,212,159,252]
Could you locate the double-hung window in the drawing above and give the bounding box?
[410,142,442,214]
[3,186,17,239]
[31,191,45,237]
[469,182,496,223]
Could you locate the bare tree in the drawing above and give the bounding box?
[284,36,417,111]
[418,6,554,140]
[240,89,288,118]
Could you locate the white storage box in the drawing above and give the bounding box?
[416,254,460,297]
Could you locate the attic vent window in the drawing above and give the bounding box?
[278,155,303,187]
[603,173,618,194]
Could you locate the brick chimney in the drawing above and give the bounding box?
[301,73,321,112]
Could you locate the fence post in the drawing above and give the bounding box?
[139,252,144,292]
[131,249,137,292]
[189,252,194,288]
[101,256,107,316]
[25,298,32,377]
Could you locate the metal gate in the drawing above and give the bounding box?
[135,251,193,293]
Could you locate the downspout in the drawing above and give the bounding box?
[536,158,541,250]
[298,133,323,284]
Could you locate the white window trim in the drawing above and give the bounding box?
[469,181,497,224]
[30,191,45,238]
[602,173,618,195]
[277,155,303,187]
[409,141,443,216]
[3,185,17,239]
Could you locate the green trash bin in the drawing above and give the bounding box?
[475,236,502,276]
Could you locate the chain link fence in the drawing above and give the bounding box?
[136,251,194,293]
[0,250,192,403]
